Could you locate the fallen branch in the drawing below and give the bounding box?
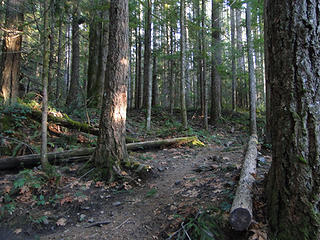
[0,136,202,170]
[229,135,258,231]
[85,220,112,228]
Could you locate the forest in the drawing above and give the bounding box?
[0,0,319,239]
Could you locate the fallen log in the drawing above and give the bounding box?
[29,109,99,135]
[0,136,202,170]
[229,135,257,231]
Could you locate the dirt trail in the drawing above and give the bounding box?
[42,142,244,240]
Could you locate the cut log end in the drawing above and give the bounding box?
[229,207,252,231]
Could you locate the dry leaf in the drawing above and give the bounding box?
[84,180,93,189]
[60,196,73,205]
[14,229,22,234]
[95,181,104,187]
[4,185,11,193]
[56,218,67,226]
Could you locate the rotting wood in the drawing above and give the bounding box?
[229,134,257,231]
[0,136,202,170]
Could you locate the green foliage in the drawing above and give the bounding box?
[174,209,225,240]
[14,169,44,190]
[145,188,157,198]
[0,103,31,130]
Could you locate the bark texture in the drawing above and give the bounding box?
[266,1,320,239]
[66,2,80,109]
[0,0,24,105]
[210,0,222,124]
[180,0,187,129]
[246,3,257,136]
[92,0,129,182]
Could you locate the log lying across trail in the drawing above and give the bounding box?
[0,136,202,170]
[229,134,258,231]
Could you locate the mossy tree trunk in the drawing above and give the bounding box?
[92,0,129,182]
[266,1,320,239]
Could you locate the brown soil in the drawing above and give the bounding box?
[0,110,270,240]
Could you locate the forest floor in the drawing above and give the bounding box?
[0,106,270,240]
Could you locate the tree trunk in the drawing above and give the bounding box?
[210,0,222,124]
[143,0,152,108]
[231,6,236,112]
[86,10,101,107]
[92,0,129,182]
[41,0,50,170]
[246,3,257,136]
[180,0,188,129]
[169,27,174,114]
[266,1,320,239]
[0,0,24,105]
[48,0,55,98]
[236,7,245,109]
[56,11,63,102]
[66,2,80,109]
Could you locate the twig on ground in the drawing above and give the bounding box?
[85,220,112,228]
[114,218,131,230]
[166,228,182,239]
[181,222,192,240]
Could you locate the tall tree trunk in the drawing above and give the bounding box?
[169,27,174,114]
[264,0,271,143]
[246,3,257,136]
[96,6,109,109]
[93,0,129,182]
[231,6,236,112]
[210,0,222,124]
[143,0,152,108]
[0,0,24,105]
[86,11,101,107]
[41,0,50,170]
[236,7,244,108]
[48,0,55,97]
[66,3,80,109]
[134,26,141,109]
[180,0,188,129]
[56,11,63,102]
[201,0,207,130]
[266,1,320,239]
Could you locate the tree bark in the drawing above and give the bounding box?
[41,0,50,170]
[266,1,320,239]
[92,0,129,182]
[210,0,222,124]
[180,0,188,129]
[229,135,257,231]
[0,0,24,105]
[246,3,257,136]
[143,0,152,108]
[66,2,80,109]
[231,6,236,112]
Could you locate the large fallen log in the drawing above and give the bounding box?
[0,136,202,170]
[229,135,257,231]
